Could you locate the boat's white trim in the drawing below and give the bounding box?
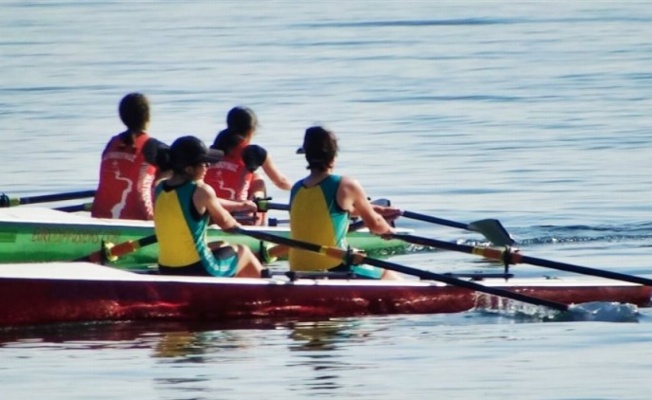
[0,262,641,288]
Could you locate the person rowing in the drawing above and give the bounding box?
[154,135,265,278]
[288,126,402,279]
[92,93,168,220]
[204,106,292,225]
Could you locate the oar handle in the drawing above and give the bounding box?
[256,199,289,212]
[77,234,158,264]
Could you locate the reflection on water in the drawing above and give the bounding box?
[285,319,373,393]
[0,318,381,396]
[288,320,359,351]
[151,327,253,397]
[0,320,271,347]
[153,331,212,360]
[0,318,381,397]
[3,313,652,399]
[0,320,160,348]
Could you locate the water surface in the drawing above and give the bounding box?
[1,1,652,399]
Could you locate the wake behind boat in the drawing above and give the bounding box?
[0,207,411,268]
[0,262,649,328]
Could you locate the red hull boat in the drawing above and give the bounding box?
[0,262,650,327]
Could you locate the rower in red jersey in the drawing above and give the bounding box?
[91,93,167,220]
[204,106,291,225]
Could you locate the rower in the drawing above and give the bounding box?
[91,93,168,220]
[204,106,292,225]
[287,126,403,280]
[153,135,265,278]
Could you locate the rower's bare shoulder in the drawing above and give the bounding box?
[195,180,218,199]
[339,176,366,197]
[339,175,363,190]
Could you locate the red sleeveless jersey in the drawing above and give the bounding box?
[204,141,254,201]
[91,132,157,220]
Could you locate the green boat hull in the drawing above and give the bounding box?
[0,208,410,268]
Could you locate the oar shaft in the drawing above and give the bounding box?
[55,203,93,212]
[258,198,388,214]
[396,234,652,287]
[359,254,569,311]
[235,228,569,311]
[256,200,370,232]
[401,211,514,246]
[1,190,96,207]
[234,228,320,253]
[515,253,652,287]
[402,210,468,230]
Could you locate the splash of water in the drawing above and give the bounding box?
[472,298,639,323]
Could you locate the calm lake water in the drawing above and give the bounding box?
[2,1,652,399]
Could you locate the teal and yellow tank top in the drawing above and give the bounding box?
[154,181,218,270]
[288,174,349,271]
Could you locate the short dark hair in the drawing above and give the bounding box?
[119,93,150,131]
[302,126,338,171]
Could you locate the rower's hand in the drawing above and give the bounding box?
[253,197,273,212]
[383,207,402,223]
[373,205,402,223]
[223,224,241,234]
[380,227,397,240]
[240,200,258,213]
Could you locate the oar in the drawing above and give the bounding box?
[255,198,380,232]
[401,210,514,246]
[232,228,570,312]
[0,189,96,207]
[55,202,93,212]
[393,233,652,287]
[256,198,514,246]
[256,198,391,213]
[256,199,288,212]
[76,235,157,264]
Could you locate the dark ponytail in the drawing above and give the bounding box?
[211,128,244,155]
[211,106,259,155]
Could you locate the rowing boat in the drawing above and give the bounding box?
[0,208,411,267]
[0,262,648,327]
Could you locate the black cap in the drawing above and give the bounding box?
[170,136,224,170]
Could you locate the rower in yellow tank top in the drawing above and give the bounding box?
[288,126,403,280]
[153,135,265,278]
[289,174,349,271]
